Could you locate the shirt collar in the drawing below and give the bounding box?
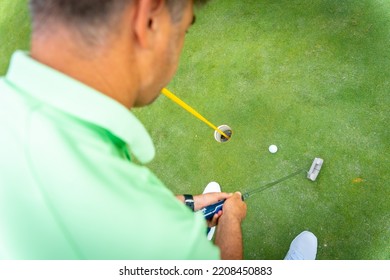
[5,51,155,164]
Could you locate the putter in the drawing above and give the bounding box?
[202,158,324,219]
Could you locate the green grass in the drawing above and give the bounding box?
[0,0,30,74]
[1,0,389,259]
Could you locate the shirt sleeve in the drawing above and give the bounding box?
[27,116,220,259]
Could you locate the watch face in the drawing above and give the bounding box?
[184,198,194,211]
[183,194,194,211]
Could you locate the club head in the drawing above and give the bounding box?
[307,158,324,181]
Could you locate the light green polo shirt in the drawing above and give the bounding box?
[0,51,220,260]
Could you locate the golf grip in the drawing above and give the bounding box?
[202,200,226,220]
[201,195,246,220]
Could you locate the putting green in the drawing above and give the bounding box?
[1,0,389,260]
[135,0,390,260]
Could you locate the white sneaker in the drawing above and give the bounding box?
[284,231,318,260]
[203,182,221,240]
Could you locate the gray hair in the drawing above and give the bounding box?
[29,1,209,28]
[29,0,210,45]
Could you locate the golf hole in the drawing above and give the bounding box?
[214,125,232,143]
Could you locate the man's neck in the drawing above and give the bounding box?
[30,29,139,109]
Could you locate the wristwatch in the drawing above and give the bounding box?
[183,194,194,211]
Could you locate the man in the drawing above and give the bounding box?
[0,0,247,259]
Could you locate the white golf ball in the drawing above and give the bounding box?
[269,145,278,153]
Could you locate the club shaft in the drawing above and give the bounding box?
[243,169,305,200]
[202,168,305,219]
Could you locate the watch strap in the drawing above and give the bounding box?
[183,194,194,211]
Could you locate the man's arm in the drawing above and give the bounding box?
[177,191,247,259]
[214,192,247,260]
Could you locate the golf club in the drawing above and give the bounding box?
[202,158,324,219]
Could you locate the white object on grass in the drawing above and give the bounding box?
[284,231,318,260]
[214,124,232,143]
[269,145,278,153]
[307,157,324,181]
[203,182,221,241]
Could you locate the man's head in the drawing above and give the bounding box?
[29,0,208,44]
[29,0,210,107]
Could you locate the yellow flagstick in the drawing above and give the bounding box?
[161,88,230,140]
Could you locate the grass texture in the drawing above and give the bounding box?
[1,0,389,259]
[0,0,30,74]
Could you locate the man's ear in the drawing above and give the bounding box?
[133,0,166,49]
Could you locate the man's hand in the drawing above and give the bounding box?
[215,192,247,260]
[193,192,232,211]
[220,192,247,223]
[176,192,231,211]
[177,192,232,227]
[177,192,247,259]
